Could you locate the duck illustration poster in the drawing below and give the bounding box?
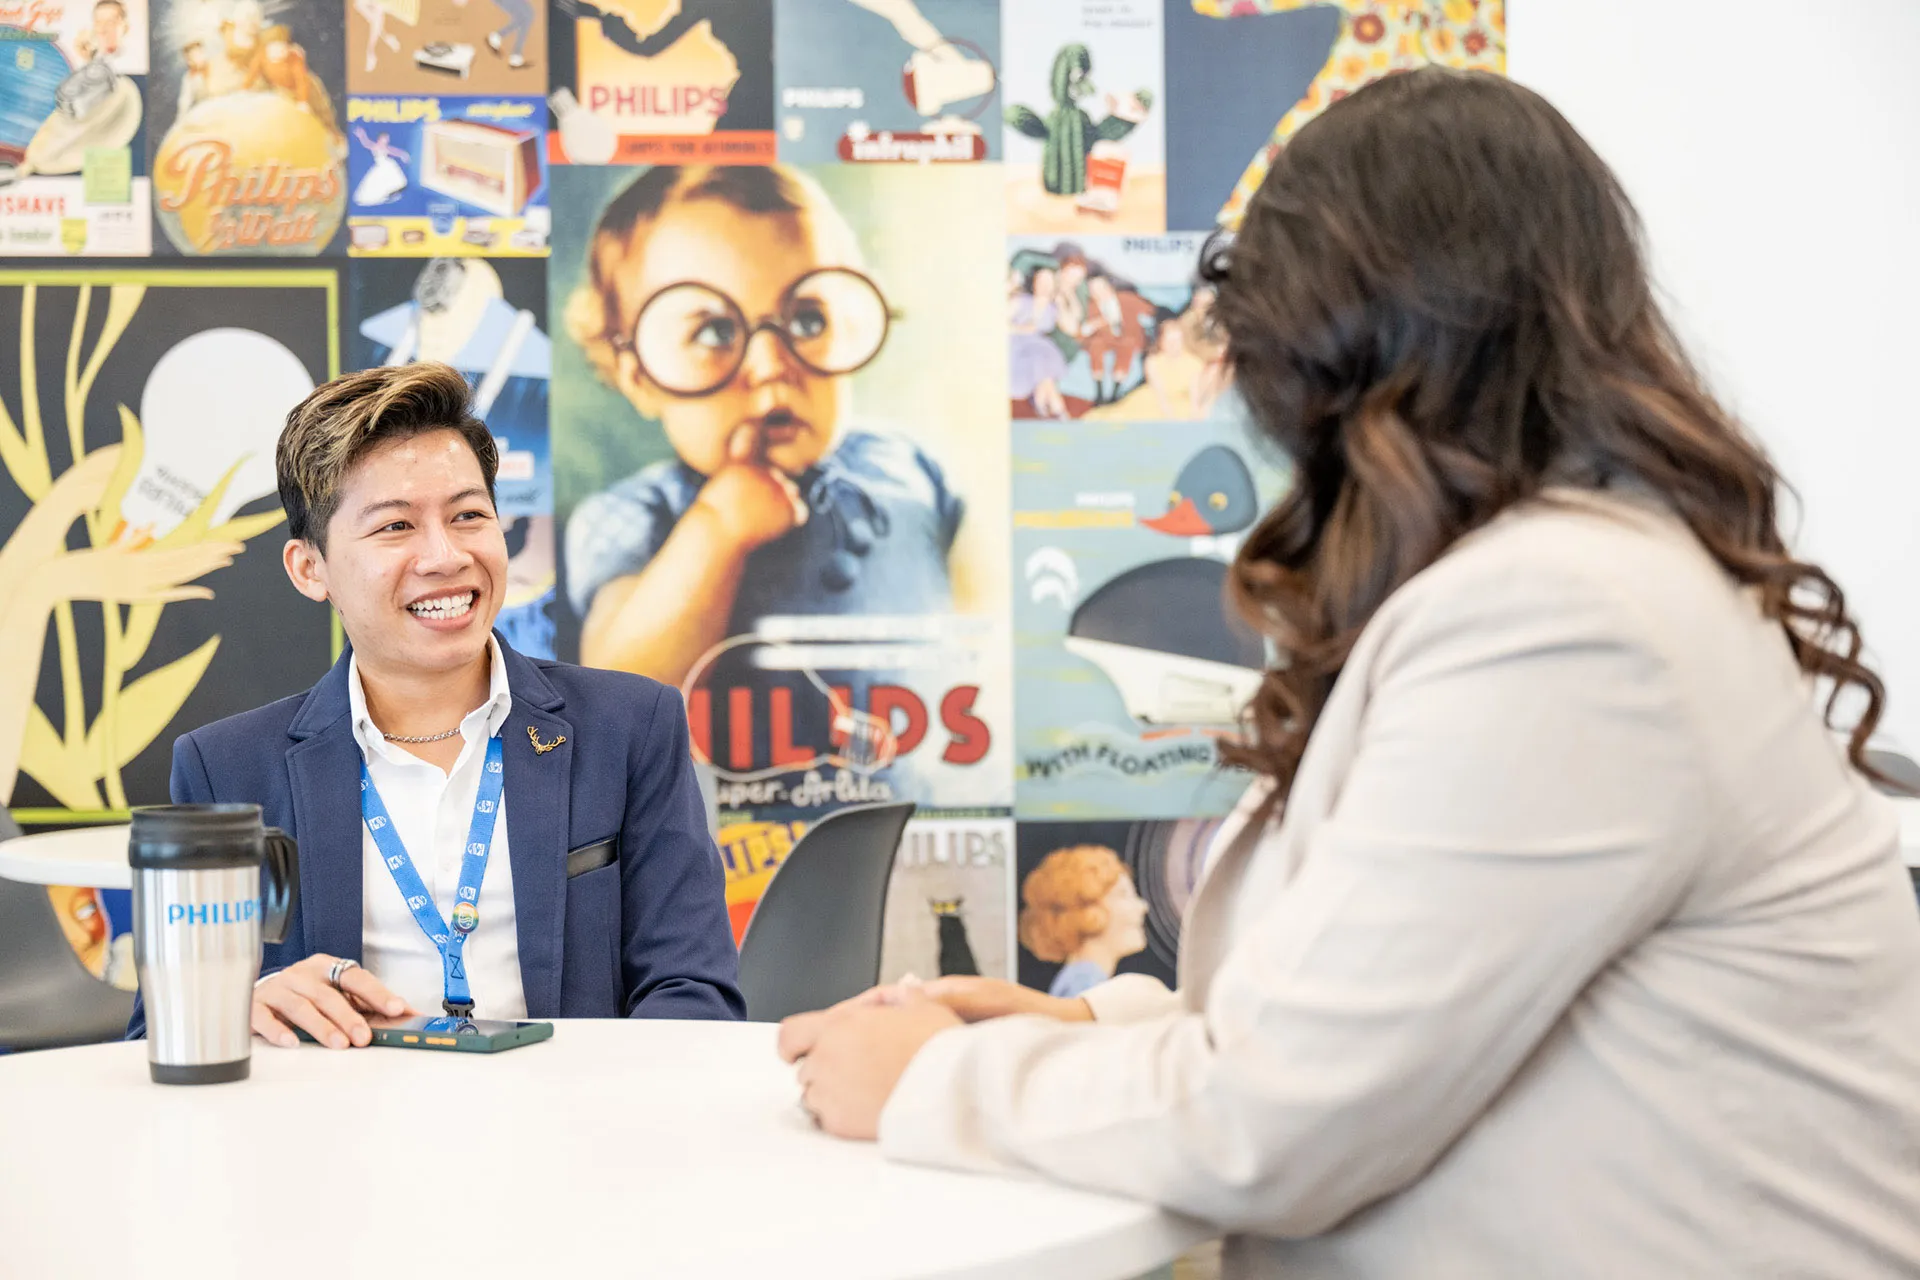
[349,255,556,657]
[0,0,152,255]
[347,0,545,97]
[774,0,1001,165]
[1000,0,1163,235]
[548,0,777,165]
[1014,414,1288,819]
[547,161,1012,830]
[0,267,337,821]
[1014,817,1220,996]
[1008,232,1227,422]
[344,92,548,255]
[145,0,348,255]
[1165,1,1505,230]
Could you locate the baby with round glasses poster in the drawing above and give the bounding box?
[551,162,1012,835]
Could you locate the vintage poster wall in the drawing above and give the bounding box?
[0,0,1507,1017]
[0,0,153,255]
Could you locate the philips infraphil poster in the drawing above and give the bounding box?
[774,0,1002,166]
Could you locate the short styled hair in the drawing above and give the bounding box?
[275,362,497,552]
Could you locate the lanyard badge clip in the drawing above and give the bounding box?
[442,997,475,1017]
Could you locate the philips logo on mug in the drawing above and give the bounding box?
[166,899,260,926]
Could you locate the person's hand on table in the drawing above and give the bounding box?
[252,954,416,1050]
[778,990,963,1140]
[840,974,1094,1024]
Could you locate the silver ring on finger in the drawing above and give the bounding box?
[327,958,360,989]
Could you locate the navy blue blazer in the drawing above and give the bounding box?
[128,637,743,1036]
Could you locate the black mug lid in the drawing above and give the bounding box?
[129,804,265,871]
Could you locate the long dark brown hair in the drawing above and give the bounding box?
[1205,67,1886,798]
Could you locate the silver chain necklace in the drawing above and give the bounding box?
[383,726,462,744]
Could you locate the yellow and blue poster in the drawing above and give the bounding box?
[346,93,548,255]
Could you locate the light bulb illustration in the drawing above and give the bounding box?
[116,328,315,547]
[549,88,616,165]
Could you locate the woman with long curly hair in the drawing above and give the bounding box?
[781,68,1920,1277]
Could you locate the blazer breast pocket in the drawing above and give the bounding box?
[566,837,616,878]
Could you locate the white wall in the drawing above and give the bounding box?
[1510,0,1920,749]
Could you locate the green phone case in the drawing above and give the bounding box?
[292,1019,555,1052]
[371,1020,555,1053]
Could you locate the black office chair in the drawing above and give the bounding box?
[0,814,137,1051]
[1864,748,1920,797]
[736,801,916,1023]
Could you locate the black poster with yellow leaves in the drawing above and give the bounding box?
[0,267,336,820]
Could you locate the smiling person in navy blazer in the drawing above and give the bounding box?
[129,361,743,1047]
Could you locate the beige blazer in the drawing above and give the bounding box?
[882,491,1920,1278]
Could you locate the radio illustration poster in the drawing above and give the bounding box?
[774,0,1001,166]
[0,267,338,823]
[347,0,546,97]
[548,0,776,165]
[345,93,548,256]
[145,0,348,256]
[1014,406,1286,820]
[549,159,1012,853]
[1000,0,1163,235]
[0,0,152,255]
[349,255,556,657]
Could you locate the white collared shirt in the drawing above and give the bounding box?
[348,638,526,1018]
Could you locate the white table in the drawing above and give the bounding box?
[0,1020,1210,1280]
[9,799,1912,885]
[0,823,133,888]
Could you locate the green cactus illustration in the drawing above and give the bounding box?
[1007,43,1154,196]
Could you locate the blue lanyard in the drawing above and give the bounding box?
[361,735,505,1017]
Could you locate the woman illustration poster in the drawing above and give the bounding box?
[1018,844,1149,999]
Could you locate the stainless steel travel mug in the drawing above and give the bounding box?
[130,805,297,1085]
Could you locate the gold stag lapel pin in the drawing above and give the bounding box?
[528,725,566,755]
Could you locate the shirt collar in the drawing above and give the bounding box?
[349,636,512,762]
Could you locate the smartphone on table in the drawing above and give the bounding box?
[292,1016,554,1053]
